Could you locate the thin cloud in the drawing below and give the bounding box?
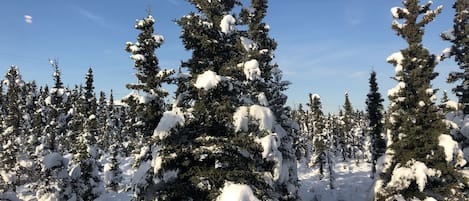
[349,71,368,79]
[24,15,32,24]
[73,6,114,30]
[166,0,181,6]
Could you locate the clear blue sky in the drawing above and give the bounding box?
[0,0,458,113]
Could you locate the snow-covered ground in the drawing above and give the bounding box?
[16,155,374,201]
[298,160,374,201]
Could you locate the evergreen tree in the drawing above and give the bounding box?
[97,91,109,150]
[442,0,469,115]
[147,1,286,200]
[239,1,299,198]
[44,60,69,153]
[124,12,175,199]
[0,66,24,192]
[124,11,174,140]
[366,71,385,179]
[375,1,468,199]
[104,91,123,192]
[35,62,75,200]
[84,68,97,117]
[307,93,328,180]
[291,104,311,161]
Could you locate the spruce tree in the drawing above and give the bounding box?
[104,91,123,192]
[366,71,385,179]
[124,12,174,140]
[148,1,283,200]
[375,1,468,199]
[442,0,469,115]
[0,66,24,192]
[239,1,299,198]
[124,12,175,200]
[307,93,328,180]
[35,61,75,200]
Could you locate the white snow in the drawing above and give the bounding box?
[240,37,258,51]
[233,106,249,132]
[220,15,236,34]
[128,44,140,53]
[298,160,373,201]
[257,92,268,106]
[0,192,21,201]
[387,82,406,97]
[19,158,33,168]
[249,105,274,131]
[194,70,223,90]
[442,47,452,59]
[216,182,260,201]
[438,134,466,167]
[310,93,321,100]
[0,170,16,184]
[153,34,164,44]
[391,7,409,19]
[233,105,276,133]
[43,152,65,170]
[153,107,185,139]
[130,54,145,62]
[442,29,456,41]
[386,160,440,192]
[243,59,261,81]
[257,134,283,181]
[418,101,425,107]
[131,161,151,189]
[387,51,404,73]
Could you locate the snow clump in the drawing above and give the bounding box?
[243,59,261,81]
[216,182,260,201]
[386,159,441,192]
[439,134,466,167]
[154,107,185,139]
[220,15,236,34]
[194,70,223,90]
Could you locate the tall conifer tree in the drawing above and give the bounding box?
[124,11,174,140]
[375,1,468,199]
[148,0,287,200]
[366,71,385,179]
[443,0,469,114]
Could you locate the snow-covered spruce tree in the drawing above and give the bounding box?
[68,85,86,154]
[84,68,97,118]
[97,91,109,150]
[73,97,104,200]
[375,1,468,200]
[291,103,311,161]
[104,91,123,192]
[44,60,69,153]
[239,1,299,198]
[442,0,469,115]
[366,71,385,179]
[124,12,174,141]
[124,12,174,200]
[34,61,76,201]
[334,93,354,161]
[69,68,103,201]
[148,1,282,200]
[307,93,328,180]
[0,66,24,193]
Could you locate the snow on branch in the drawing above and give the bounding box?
[194,70,224,90]
[216,182,260,201]
[220,15,236,34]
[438,134,466,167]
[386,159,441,192]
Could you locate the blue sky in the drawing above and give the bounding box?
[0,0,458,113]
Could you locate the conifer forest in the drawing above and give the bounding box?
[2,0,469,200]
